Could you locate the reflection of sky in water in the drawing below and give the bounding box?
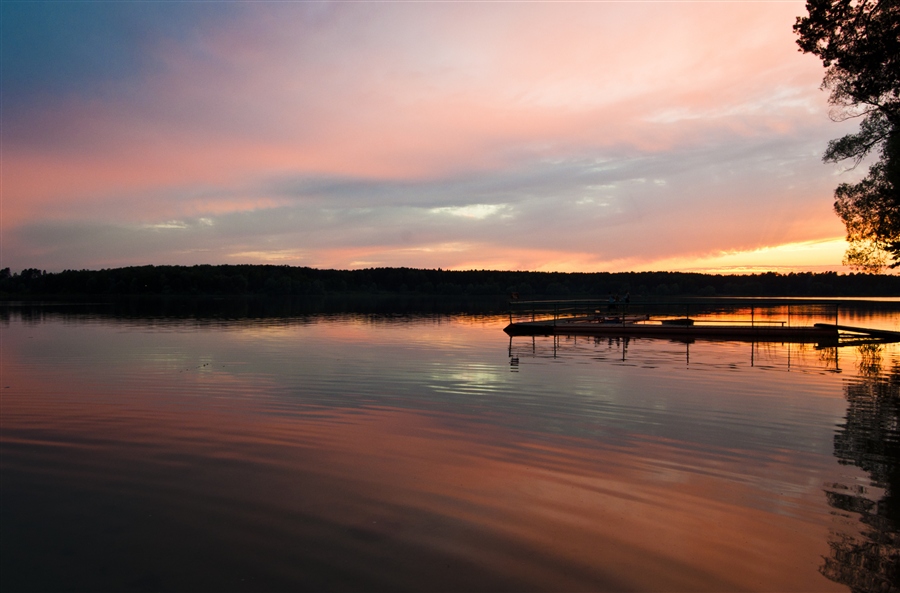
[2,310,898,591]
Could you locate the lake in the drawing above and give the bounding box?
[2,300,898,591]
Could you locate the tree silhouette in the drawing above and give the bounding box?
[795,0,900,270]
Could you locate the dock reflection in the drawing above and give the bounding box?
[508,334,844,373]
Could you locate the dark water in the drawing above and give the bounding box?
[2,302,898,591]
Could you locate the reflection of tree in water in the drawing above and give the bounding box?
[822,345,900,592]
[857,343,886,380]
[819,345,840,370]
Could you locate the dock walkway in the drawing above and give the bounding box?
[505,299,897,344]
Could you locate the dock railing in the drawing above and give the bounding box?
[507,298,842,329]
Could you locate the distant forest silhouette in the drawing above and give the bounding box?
[2,265,900,299]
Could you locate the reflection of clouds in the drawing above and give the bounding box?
[1,386,841,591]
[4,313,882,590]
[427,362,509,397]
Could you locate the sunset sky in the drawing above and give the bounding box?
[1,1,869,274]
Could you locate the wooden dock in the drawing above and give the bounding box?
[504,299,899,344]
[504,318,840,342]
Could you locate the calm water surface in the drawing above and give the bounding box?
[2,303,898,591]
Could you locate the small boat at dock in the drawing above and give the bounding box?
[596,314,650,324]
[660,318,694,326]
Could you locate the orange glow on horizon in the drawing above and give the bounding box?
[221,237,863,276]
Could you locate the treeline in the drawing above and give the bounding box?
[2,265,899,298]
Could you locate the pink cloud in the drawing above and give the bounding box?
[4,1,853,271]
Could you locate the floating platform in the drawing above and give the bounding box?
[503,318,840,343]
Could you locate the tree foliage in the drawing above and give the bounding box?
[2,265,900,298]
[795,0,900,270]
